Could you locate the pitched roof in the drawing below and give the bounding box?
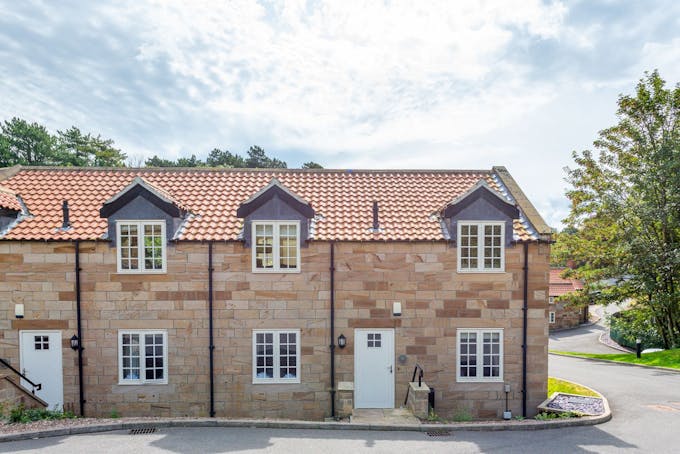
[550,268,584,296]
[0,167,545,242]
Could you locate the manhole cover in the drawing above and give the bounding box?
[129,428,157,435]
[426,430,451,437]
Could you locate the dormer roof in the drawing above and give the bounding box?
[236,178,315,219]
[100,176,185,218]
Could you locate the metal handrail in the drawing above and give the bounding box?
[0,358,42,393]
[403,363,424,405]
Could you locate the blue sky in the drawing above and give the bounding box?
[1,0,679,228]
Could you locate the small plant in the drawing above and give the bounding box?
[534,411,558,421]
[513,415,525,421]
[535,411,579,421]
[426,408,445,422]
[109,408,120,419]
[452,407,472,422]
[8,404,77,424]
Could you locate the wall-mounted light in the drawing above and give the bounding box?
[15,304,24,319]
[337,334,347,349]
[393,302,402,316]
[70,335,80,351]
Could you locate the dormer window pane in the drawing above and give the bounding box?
[117,221,166,273]
[252,221,300,273]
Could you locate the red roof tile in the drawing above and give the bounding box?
[0,167,541,242]
[0,186,22,212]
[550,268,584,296]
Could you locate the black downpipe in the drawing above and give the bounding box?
[208,242,215,417]
[522,242,529,417]
[329,242,336,418]
[75,240,85,416]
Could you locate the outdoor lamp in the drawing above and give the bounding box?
[70,334,80,351]
[337,334,347,349]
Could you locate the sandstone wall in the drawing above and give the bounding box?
[0,240,549,420]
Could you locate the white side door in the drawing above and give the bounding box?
[354,328,395,408]
[20,330,64,410]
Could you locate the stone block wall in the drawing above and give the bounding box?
[0,239,549,420]
[550,301,588,331]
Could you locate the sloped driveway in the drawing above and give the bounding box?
[549,304,630,354]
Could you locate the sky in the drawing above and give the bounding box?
[1,1,679,228]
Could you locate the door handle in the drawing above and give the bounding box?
[388,365,393,373]
[22,368,26,375]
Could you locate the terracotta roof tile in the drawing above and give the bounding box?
[0,167,542,242]
[550,268,584,296]
[0,185,22,212]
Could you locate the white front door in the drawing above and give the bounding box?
[354,328,395,408]
[20,331,64,410]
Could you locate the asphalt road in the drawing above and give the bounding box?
[2,354,679,454]
[549,303,630,354]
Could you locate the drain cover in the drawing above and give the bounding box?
[426,430,451,437]
[129,427,157,435]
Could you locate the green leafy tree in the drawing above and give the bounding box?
[206,148,245,167]
[563,70,680,348]
[56,126,126,167]
[245,145,287,168]
[0,117,57,166]
[145,155,179,167]
[176,154,204,167]
[301,161,323,169]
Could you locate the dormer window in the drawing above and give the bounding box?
[116,220,166,273]
[458,221,504,272]
[252,221,300,272]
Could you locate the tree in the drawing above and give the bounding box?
[175,154,204,167]
[0,117,56,166]
[145,155,179,167]
[206,148,245,167]
[245,146,287,168]
[302,161,323,169]
[563,71,680,348]
[56,126,126,167]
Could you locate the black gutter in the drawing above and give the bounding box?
[75,240,85,416]
[522,241,529,417]
[329,242,336,418]
[208,242,215,417]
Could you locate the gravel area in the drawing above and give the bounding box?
[546,394,605,416]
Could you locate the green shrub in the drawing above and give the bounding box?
[8,404,77,424]
[452,407,472,422]
[609,307,665,349]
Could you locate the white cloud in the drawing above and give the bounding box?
[116,0,567,155]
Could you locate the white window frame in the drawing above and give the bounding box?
[252,329,301,384]
[457,221,505,273]
[549,296,555,304]
[251,221,301,273]
[116,220,167,273]
[118,330,168,385]
[456,328,504,383]
[549,311,556,324]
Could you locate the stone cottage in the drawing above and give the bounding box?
[548,268,588,331]
[0,165,551,420]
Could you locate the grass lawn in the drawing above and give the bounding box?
[550,348,680,370]
[547,377,599,397]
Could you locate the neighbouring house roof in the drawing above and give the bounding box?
[0,166,549,242]
[550,268,584,297]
